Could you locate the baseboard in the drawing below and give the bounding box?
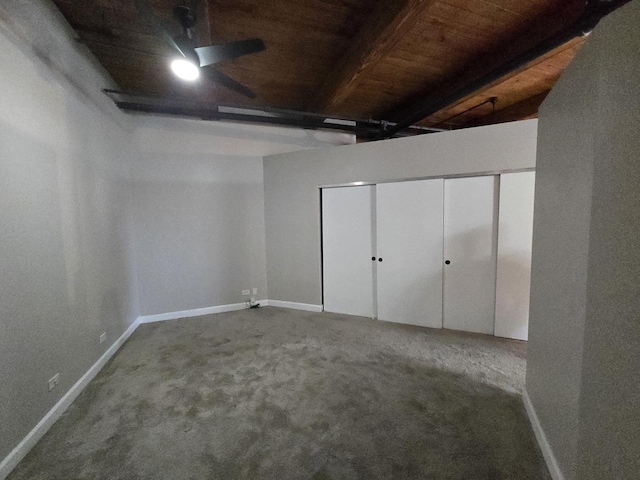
[0,299,321,479]
[137,300,269,324]
[0,318,141,480]
[136,299,321,323]
[522,389,565,480]
[267,300,323,312]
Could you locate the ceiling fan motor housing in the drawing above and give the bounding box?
[131,0,265,97]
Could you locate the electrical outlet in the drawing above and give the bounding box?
[100,332,107,344]
[252,288,257,295]
[48,373,60,392]
[242,290,250,296]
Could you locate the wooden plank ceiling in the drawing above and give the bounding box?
[52,0,589,134]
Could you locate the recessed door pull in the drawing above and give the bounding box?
[372,257,376,261]
[378,258,383,262]
[445,260,451,265]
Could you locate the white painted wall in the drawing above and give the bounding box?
[527,2,640,479]
[130,115,354,316]
[0,0,139,464]
[132,114,355,158]
[0,0,544,475]
[130,118,267,314]
[0,0,355,471]
[263,120,538,306]
[0,1,539,474]
[527,48,596,479]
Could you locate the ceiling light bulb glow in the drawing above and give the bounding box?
[171,58,200,81]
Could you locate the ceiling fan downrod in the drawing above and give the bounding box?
[174,5,197,38]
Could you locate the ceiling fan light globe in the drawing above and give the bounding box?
[171,58,200,81]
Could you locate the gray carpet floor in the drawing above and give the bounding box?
[9,307,550,480]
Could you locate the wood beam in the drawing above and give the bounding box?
[463,91,550,128]
[310,0,435,113]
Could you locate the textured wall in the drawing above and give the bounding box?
[130,120,268,314]
[526,38,597,480]
[0,0,139,462]
[0,1,355,467]
[129,115,354,316]
[576,2,640,478]
[527,2,640,479]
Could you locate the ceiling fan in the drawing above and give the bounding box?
[133,0,266,98]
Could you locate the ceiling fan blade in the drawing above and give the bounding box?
[203,68,257,98]
[131,0,186,57]
[195,39,266,67]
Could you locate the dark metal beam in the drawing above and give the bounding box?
[104,90,444,139]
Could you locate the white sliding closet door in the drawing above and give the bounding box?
[494,171,536,340]
[322,186,375,317]
[377,179,444,328]
[443,176,498,334]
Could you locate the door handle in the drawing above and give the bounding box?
[378,258,383,262]
[372,257,376,261]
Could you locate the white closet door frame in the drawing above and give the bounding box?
[322,186,375,318]
[376,179,444,328]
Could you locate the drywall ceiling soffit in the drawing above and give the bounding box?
[51,0,625,138]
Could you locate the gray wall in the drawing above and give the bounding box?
[130,116,355,316]
[576,3,640,478]
[0,1,139,462]
[131,118,267,314]
[526,34,597,480]
[263,120,538,305]
[0,0,357,465]
[527,2,640,479]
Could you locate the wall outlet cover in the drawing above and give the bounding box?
[48,373,60,391]
[242,290,250,296]
[252,288,257,295]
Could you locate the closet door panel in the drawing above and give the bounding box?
[322,186,374,317]
[443,176,498,334]
[495,171,536,340]
[377,179,444,328]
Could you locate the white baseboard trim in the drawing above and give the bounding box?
[137,300,269,324]
[0,298,322,479]
[267,300,323,312]
[522,389,565,480]
[0,318,141,480]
